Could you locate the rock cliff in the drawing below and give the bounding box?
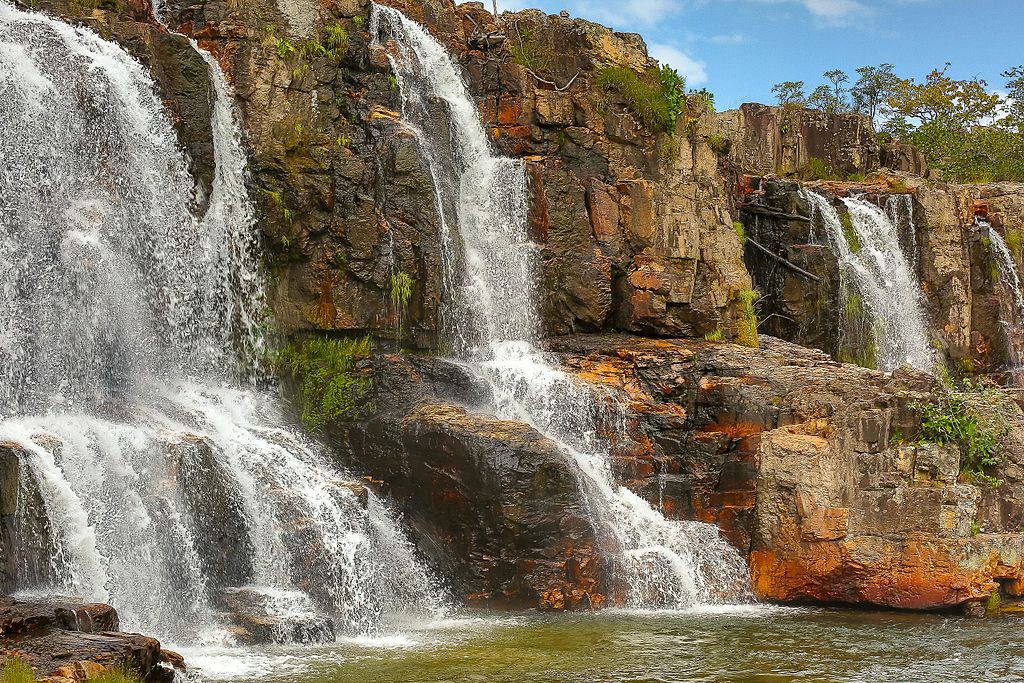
[8,0,1024,619]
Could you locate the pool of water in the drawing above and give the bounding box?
[179,606,1024,682]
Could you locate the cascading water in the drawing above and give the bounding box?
[801,190,933,373]
[371,4,750,608]
[0,1,445,643]
[984,223,1024,371]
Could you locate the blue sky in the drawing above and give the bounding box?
[495,0,1024,109]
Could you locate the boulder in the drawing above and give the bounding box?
[212,588,335,645]
[0,597,183,683]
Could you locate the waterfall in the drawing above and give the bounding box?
[371,4,751,608]
[0,1,445,643]
[985,224,1024,370]
[801,190,933,373]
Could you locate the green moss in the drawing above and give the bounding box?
[279,336,373,430]
[1,657,35,683]
[707,135,730,155]
[986,590,1001,614]
[732,220,747,246]
[734,289,760,348]
[1007,228,1023,263]
[846,172,866,182]
[839,210,861,252]
[888,177,910,193]
[704,328,724,342]
[596,65,685,134]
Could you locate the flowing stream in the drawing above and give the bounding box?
[801,190,933,372]
[0,1,445,644]
[984,223,1024,371]
[371,4,750,607]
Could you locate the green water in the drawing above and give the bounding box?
[186,606,1024,682]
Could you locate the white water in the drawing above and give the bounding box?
[371,4,751,607]
[802,190,933,373]
[0,1,445,643]
[985,224,1024,370]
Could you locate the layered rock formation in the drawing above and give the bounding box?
[8,0,1024,621]
[0,597,184,682]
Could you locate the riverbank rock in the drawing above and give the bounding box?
[0,597,184,682]
[545,334,1024,610]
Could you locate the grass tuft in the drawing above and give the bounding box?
[279,336,373,430]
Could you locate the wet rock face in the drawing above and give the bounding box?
[735,175,1024,374]
[212,588,336,645]
[0,597,183,682]
[324,355,605,610]
[0,444,58,596]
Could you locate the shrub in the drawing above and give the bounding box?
[596,65,686,134]
[734,289,760,348]
[509,27,551,73]
[279,336,373,430]
[913,390,1005,487]
[275,38,295,59]
[799,156,837,181]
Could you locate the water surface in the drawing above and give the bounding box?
[183,607,1024,682]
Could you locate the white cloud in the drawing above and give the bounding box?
[649,42,708,84]
[746,0,871,24]
[709,32,746,44]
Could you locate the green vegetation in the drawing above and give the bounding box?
[839,211,861,252]
[1007,227,1023,263]
[913,384,1007,488]
[279,336,373,430]
[986,590,1001,614]
[799,157,835,181]
[0,660,142,683]
[707,134,731,156]
[390,271,413,309]
[734,289,760,348]
[509,27,551,73]
[90,668,144,683]
[596,65,688,134]
[275,38,295,59]
[1,658,35,683]
[323,23,349,57]
[774,63,1024,181]
[732,220,747,246]
[704,328,724,342]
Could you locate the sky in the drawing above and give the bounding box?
[494,0,1024,109]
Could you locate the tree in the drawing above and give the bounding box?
[771,81,806,106]
[1002,65,1024,132]
[808,84,842,114]
[851,64,899,122]
[824,69,850,110]
[887,63,1004,129]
